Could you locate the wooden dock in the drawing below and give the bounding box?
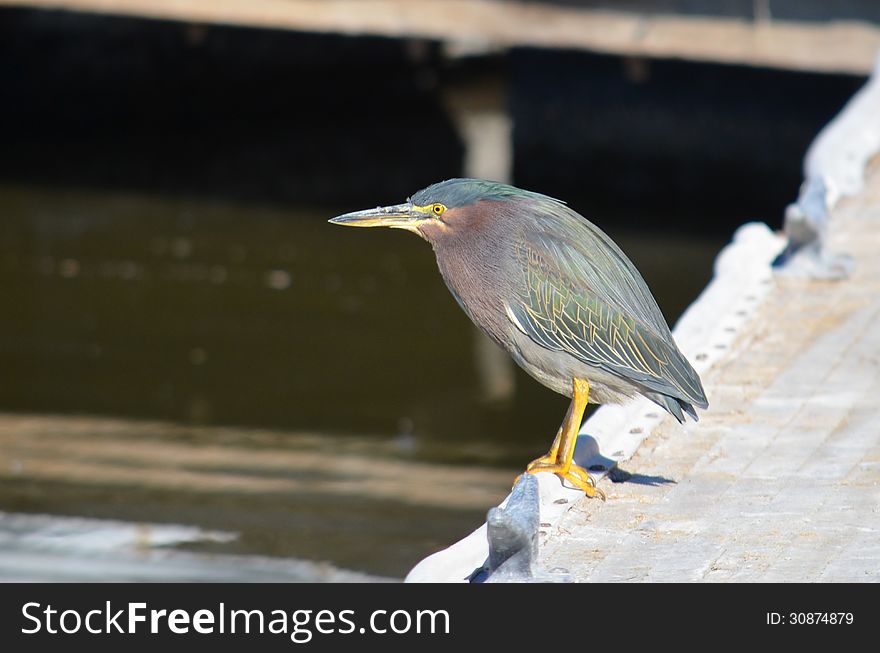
[3,0,880,74]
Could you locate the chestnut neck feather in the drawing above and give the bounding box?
[417,200,515,350]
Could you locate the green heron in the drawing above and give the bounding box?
[330,178,707,498]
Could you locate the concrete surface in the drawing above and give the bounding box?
[540,162,880,581]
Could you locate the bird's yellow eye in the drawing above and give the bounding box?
[432,203,446,216]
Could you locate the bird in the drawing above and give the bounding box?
[330,178,707,498]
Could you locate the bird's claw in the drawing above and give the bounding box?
[514,463,606,500]
[525,453,557,472]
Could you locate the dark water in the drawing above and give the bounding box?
[0,183,722,577]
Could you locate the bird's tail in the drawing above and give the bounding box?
[649,393,700,423]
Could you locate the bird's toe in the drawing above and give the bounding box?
[524,463,605,500]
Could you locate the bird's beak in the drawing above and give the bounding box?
[328,203,432,232]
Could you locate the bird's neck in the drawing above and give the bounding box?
[426,220,512,351]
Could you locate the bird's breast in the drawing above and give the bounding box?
[432,234,515,354]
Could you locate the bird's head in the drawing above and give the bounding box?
[329,178,560,244]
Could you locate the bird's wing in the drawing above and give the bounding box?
[505,213,707,408]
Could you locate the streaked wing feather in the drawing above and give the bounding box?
[508,210,707,407]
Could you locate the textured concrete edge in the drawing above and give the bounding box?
[774,52,880,279]
[405,222,786,582]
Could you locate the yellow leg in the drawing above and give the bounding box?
[522,378,605,499]
[525,418,567,471]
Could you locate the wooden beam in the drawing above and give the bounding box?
[4,0,880,75]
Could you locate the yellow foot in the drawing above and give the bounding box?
[525,453,557,471]
[524,463,606,500]
[511,454,554,488]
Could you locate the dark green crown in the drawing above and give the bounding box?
[410,178,563,209]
